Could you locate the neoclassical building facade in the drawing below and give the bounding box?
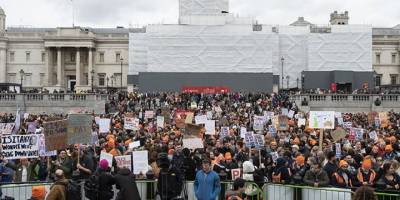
[0,6,399,92]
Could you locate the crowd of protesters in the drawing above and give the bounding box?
[0,92,400,200]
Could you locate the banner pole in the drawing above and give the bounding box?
[319,129,324,151]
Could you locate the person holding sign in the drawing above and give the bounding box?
[49,150,73,179]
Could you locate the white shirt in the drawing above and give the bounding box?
[21,166,28,182]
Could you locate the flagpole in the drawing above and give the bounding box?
[71,0,74,27]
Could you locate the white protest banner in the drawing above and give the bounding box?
[182,138,204,149]
[67,114,92,145]
[95,117,100,125]
[335,143,341,159]
[298,118,306,126]
[190,102,197,109]
[271,152,279,162]
[245,132,255,147]
[253,116,265,131]
[369,131,378,141]
[246,103,251,108]
[268,125,276,137]
[124,117,136,130]
[337,117,344,126]
[206,111,213,120]
[335,112,342,118]
[132,151,148,175]
[281,108,289,116]
[115,155,132,171]
[0,123,15,135]
[1,134,39,159]
[240,127,247,138]
[205,120,215,135]
[220,127,229,139]
[129,141,141,149]
[195,115,207,125]
[253,134,265,150]
[185,112,194,124]
[265,112,274,121]
[343,122,353,129]
[231,169,241,180]
[309,111,335,129]
[24,113,29,119]
[145,111,154,119]
[99,119,111,133]
[100,152,113,168]
[288,110,295,119]
[354,128,364,141]
[157,116,164,128]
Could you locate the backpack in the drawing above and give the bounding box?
[65,180,82,200]
[84,175,100,200]
[158,167,183,200]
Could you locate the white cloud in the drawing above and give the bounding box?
[1,0,399,28]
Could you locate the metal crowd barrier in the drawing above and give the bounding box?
[1,180,400,200]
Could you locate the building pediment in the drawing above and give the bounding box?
[43,27,96,48]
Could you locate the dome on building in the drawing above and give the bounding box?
[0,7,5,15]
[393,24,400,29]
[290,17,313,26]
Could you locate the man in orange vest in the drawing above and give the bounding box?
[356,159,376,187]
[332,160,353,188]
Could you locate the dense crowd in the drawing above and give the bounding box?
[0,92,400,200]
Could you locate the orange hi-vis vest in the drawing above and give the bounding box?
[333,172,353,187]
[357,169,376,184]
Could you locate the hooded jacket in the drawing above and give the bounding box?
[272,158,291,184]
[194,169,221,200]
[114,168,141,200]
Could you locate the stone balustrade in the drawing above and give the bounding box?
[291,94,400,112]
[0,93,109,114]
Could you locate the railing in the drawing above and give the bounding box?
[0,94,112,102]
[1,180,399,200]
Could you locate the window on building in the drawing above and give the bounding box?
[24,73,32,86]
[7,73,16,84]
[114,73,122,86]
[390,74,398,85]
[392,53,397,64]
[98,74,105,86]
[9,52,15,62]
[71,52,75,62]
[40,73,45,86]
[41,52,45,62]
[84,73,88,85]
[375,74,382,87]
[115,52,121,63]
[376,53,380,64]
[26,52,31,62]
[99,52,104,63]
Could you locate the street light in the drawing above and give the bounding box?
[106,76,109,94]
[19,69,25,93]
[90,69,95,93]
[120,58,123,92]
[281,57,284,90]
[111,75,114,88]
[296,77,299,89]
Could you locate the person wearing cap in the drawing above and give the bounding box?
[92,159,115,200]
[194,159,221,200]
[356,159,377,187]
[384,145,395,161]
[224,152,239,180]
[331,160,354,188]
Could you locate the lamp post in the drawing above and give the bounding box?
[106,76,109,94]
[296,77,299,89]
[286,75,290,89]
[281,57,284,90]
[111,75,114,88]
[19,69,25,93]
[90,69,95,93]
[120,58,123,92]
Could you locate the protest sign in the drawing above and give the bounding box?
[220,127,229,139]
[132,151,148,175]
[253,116,265,131]
[379,112,388,128]
[348,128,356,141]
[100,152,113,168]
[43,120,68,151]
[271,152,279,162]
[265,112,274,121]
[298,118,306,127]
[95,117,100,125]
[157,116,164,128]
[335,143,341,159]
[174,111,188,128]
[231,169,241,180]
[240,127,247,138]
[185,112,194,124]
[67,114,92,145]
[38,134,57,157]
[281,108,289,116]
[354,128,364,141]
[145,111,154,119]
[1,134,39,159]
[24,113,29,119]
[129,141,141,149]
[278,115,289,131]
[268,125,276,137]
[253,134,265,149]
[91,131,99,145]
[161,108,171,122]
[190,102,197,109]
[337,117,344,126]
[374,117,380,128]
[331,127,347,142]
[369,131,378,141]
[205,120,215,135]
[368,112,378,125]
[99,119,111,133]
[343,122,353,129]
[115,155,132,171]
[245,132,255,148]
[335,112,342,119]
[185,124,202,138]
[195,115,207,125]
[183,138,204,149]
[206,111,213,120]
[124,117,138,130]
[27,122,37,133]
[0,123,15,135]
[309,111,335,129]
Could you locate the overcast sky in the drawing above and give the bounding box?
[1,0,399,28]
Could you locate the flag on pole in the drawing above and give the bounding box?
[12,106,21,135]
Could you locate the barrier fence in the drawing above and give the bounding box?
[1,180,399,200]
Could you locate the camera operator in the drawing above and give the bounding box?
[157,152,184,200]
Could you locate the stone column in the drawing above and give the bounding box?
[76,48,81,86]
[57,47,62,86]
[45,48,52,86]
[88,48,93,87]
[0,48,6,83]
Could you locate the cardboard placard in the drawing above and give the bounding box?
[43,120,68,151]
[115,155,132,171]
[183,138,204,149]
[132,151,148,175]
[195,115,207,125]
[99,119,111,133]
[205,120,215,135]
[156,116,164,128]
[0,123,15,135]
[67,114,92,145]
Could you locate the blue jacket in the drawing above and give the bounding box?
[194,170,221,200]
